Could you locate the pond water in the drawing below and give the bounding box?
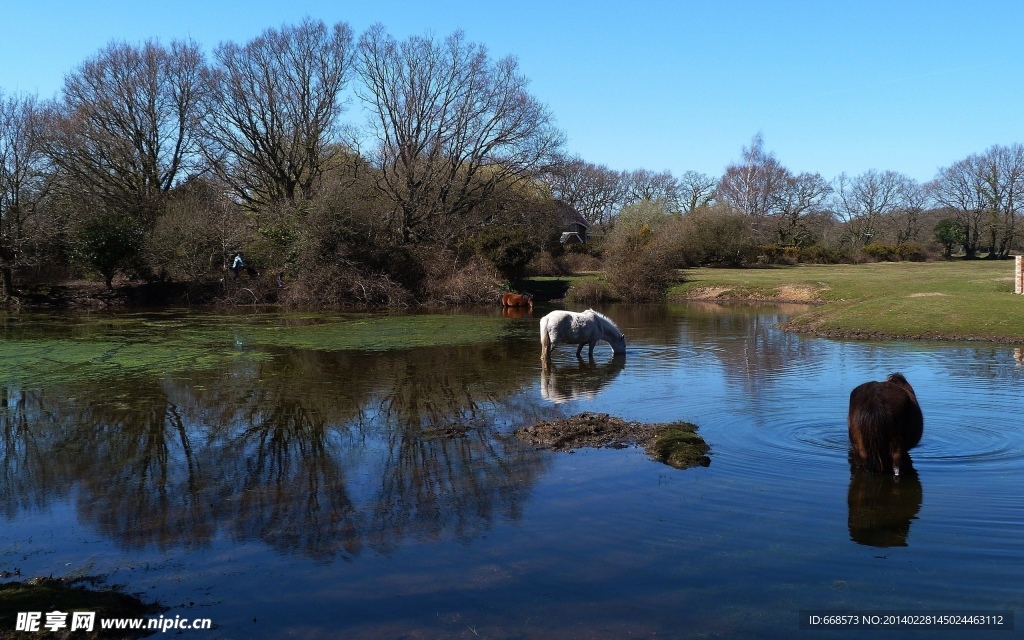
[1,303,1022,638]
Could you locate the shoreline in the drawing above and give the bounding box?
[8,265,1024,346]
[670,288,1024,345]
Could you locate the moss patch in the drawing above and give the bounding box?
[515,412,710,469]
[0,577,165,638]
[648,426,712,469]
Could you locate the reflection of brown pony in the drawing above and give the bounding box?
[502,306,533,319]
[501,292,533,308]
[847,463,922,547]
[848,373,923,476]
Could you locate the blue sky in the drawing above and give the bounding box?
[2,0,1022,183]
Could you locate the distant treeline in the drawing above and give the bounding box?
[0,20,1019,305]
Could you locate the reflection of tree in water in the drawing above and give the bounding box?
[942,345,1024,381]
[0,388,75,517]
[0,339,550,560]
[344,345,547,553]
[675,302,821,393]
[540,356,626,403]
[59,388,216,550]
[600,305,679,345]
[220,397,363,562]
[372,428,538,553]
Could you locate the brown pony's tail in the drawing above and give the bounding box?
[849,401,892,472]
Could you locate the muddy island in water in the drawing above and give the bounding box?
[0,576,165,638]
[515,412,711,469]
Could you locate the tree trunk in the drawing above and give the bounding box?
[0,266,13,299]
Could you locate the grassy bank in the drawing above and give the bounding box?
[668,261,1024,343]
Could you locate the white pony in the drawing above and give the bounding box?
[540,309,626,360]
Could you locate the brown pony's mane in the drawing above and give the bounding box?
[885,372,918,402]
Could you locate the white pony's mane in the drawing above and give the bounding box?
[584,309,623,337]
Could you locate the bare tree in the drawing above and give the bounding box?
[975,143,1024,258]
[932,158,986,258]
[542,156,626,226]
[717,133,789,239]
[357,25,564,244]
[677,170,717,213]
[41,39,206,223]
[771,171,832,245]
[833,170,917,248]
[202,19,356,208]
[0,92,49,297]
[624,168,679,211]
[888,179,929,245]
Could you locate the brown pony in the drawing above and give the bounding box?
[501,292,534,308]
[848,373,923,476]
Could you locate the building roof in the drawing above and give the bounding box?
[554,200,590,229]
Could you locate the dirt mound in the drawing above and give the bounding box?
[515,412,710,469]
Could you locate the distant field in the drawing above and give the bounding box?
[668,261,1024,343]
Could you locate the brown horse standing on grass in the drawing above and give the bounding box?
[848,373,923,476]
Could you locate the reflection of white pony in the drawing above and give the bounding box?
[540,356,627,403]
[540,309,627,360]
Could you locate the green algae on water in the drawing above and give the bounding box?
[0,312,508,386]
[240,314,506,351]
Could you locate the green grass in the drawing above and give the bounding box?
[668,261,1024,342]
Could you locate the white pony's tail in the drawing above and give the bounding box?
[540,316,551,359]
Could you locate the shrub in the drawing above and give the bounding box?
[677,205,754,267]
[476,227,540,282]
[602,222,679,301]
[565,277,617,304]
[894,242,926,262]
[605,251,673,301]
[861,242,896,261]
[75,213,146,289]
[146,203,223,283]
[559,251,603,274]
[525,250,569,277]
[798,244,851,264]
[755,245,802,265]
[861,242,926,262]
[282,258,413,308]
[420,253,502,306]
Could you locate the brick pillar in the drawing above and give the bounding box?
[1016,256,1023,294]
